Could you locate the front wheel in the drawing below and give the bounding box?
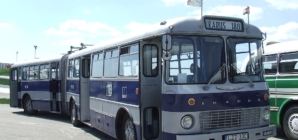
[23,96,37,115]
[70,101,81,127]
[282,106,298,140]
[122,113,136,140]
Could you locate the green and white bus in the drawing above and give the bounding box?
[263,40,298,140]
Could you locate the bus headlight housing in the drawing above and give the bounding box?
[181,115,193,129]
[263,108,270,121]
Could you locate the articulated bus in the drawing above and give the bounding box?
[263,40,298,140]
[10,15,276,140]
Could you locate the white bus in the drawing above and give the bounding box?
[10,15,276,140]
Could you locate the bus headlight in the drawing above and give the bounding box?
[181,115,193,129]
[263,108,270,121]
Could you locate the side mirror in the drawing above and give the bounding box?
[162,35,172,51]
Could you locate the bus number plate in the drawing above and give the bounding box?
[224,132,248,140]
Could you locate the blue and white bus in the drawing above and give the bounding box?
[10,15,276,140]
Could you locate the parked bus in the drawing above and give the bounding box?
[263,40,298,140]
[10,15,276,140]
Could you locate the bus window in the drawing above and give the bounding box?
[68,59,74,78]
[11,69,18,81]
[280,52,298,73]
[22,67,28,80]
[119,44,139,76]
[74,58,80,78]
[143,45,158,77]
[104,48,118,77]
[40,64,49,80]
[92,52,103,77]
[18,67,22,80]
[264,55,277,74]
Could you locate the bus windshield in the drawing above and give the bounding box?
[227,38,264,83]
[166,36,226,84]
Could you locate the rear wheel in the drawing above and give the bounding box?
[70,101,81,126]
[23,96,37,115]
[122,113,136,140]
[282,106,298,140]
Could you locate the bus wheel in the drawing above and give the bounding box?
[70,101,81,127]
[23,96,37,115]
[122,113,136,140]
[283,106,298,140]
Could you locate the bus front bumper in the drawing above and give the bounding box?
[176,125,276,140]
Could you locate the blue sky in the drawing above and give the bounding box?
[0,0,298,63]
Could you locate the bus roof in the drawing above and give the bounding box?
[68,15,263,59]
[263,40,298,55]
[11,54,64,68]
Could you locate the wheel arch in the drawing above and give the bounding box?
[115,107,135,139]
[69,96,75,114]
[22,93,30,107]
[279,99,298,127]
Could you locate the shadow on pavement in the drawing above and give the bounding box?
[274,127,288,140]
[12,111,115,140]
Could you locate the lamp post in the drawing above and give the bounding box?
[34,45,37,59]
[16,51,18,62]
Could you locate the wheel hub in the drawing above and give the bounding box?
[26,100,32,111]
[125,119,135,140]
[71,105,76,122]
[288,113,298,135]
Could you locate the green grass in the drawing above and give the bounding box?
[0,98,10,104]
[0,78,9,85]
[0,68,9,76]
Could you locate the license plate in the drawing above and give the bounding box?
[224,132,249,140]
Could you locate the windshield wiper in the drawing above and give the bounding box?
[202,64,226,91]
[229,64,255,88]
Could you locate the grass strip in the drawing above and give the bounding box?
[0,98,10,104]
[0,78,9,85]
[0,68,9,76]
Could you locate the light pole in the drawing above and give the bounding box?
[16,51,18,62]
[34,45,37,59]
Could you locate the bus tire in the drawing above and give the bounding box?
[23,96,37,115]
[122,113,136,140]
[282,105,298,140]
[70,101,81,127]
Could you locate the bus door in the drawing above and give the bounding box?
[10,68,19,107]
[50,62,59,112]
[140,41,162,140]
[80,56,90,123]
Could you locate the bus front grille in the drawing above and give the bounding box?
[199,108,261,131]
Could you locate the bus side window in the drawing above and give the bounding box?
[280,52,298,73]
[143,45,158,77]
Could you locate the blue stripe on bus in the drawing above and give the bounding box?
[20,81,51,91]
[90,80,140,105]
[162,90,269,112]
[66,80,80,94]
[19,80,61,92]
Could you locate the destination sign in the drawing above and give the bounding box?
[205,19,243,31]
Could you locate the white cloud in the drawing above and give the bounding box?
[189,5,263,21]
[0,23,13,28]
[264,0,298,10]
[162,0,185,6]
[260,22,298,43]
[45,20,122,38]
